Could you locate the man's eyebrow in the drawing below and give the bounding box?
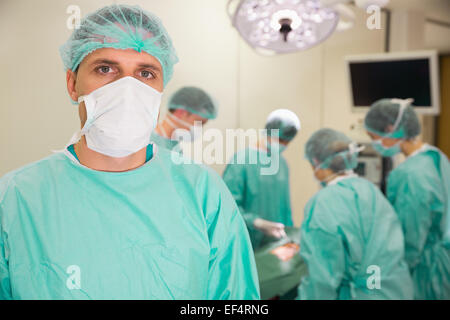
[89,59,120,66]
[137,63,162,73]
[89,59,161,73]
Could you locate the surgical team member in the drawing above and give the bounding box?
[0,4,259,300]
[297,128,413,300]
[365,98,450,300]
[152,86,217,151]
[222,109,301,250]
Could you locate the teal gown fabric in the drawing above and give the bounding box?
[386,146,450,300]
[222,148,293,250]
[0,146,260,299]
[298,176,414,300]
[150,131,181,152]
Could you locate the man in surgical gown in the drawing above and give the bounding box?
[365,98,450,299]
[0,4,259,300]
[222,109,301,250]
[297,128,413,300]
[151,86,217,152]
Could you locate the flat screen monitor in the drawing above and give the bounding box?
[345,51,440,115]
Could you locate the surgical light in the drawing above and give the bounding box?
[228,0,340,54]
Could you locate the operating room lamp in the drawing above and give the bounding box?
[227,0,389,55]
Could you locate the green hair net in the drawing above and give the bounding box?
[305,128,362,172]
[265,109,301,142]
[60,4,178,88]
[168,87,217,120]
[364,98,421,139]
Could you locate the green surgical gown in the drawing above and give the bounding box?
[0,146,260,300]
[150,131,181,152]
[222,148,293,250]
[386,146,450,300]
[298,176,413,300]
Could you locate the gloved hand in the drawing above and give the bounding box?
[253,218,287,239]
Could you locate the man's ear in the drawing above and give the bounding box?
[66,70,78,103]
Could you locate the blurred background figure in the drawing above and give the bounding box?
[152,86,217,152]
[223,109,301,250]
[365,98,450,300]
[298,128,413,300]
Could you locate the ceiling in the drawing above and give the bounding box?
[386,0,450,23]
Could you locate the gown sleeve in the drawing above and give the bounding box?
[203,168,260,300]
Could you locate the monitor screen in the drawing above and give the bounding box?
[355,162,366,176]
[349,58,432,107]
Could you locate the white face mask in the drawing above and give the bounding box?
[77,76,162,158]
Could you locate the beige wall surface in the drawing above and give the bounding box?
[0,0,449,226]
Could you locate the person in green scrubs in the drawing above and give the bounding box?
[151,86,217,152]
[222,109,301,250]
[298,128,413,300]
[0,4,259,300]
[365,98,450,299]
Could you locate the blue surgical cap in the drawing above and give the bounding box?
[305,128,362,172]
[364,98,421,139]
[265,109,301,142]
[168,87,218,120]
[59,4,178,88]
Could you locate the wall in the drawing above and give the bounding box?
[0,0,448,226]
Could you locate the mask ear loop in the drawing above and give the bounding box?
[165,113,196,142]
[167,111,194,129]
[313,153,344,186]
[390,98,414,133]
[344,142,365,174]
[349,142,365,154]
[162,113,182,140]
[78,95,103,135]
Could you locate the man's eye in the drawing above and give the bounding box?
[98,66,112,74]
[141,70,154,79]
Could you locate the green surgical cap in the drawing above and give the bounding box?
[265,109,301,142]
[60,4,178,88]
[168,87,217,120]
[305,128,361,172]
[364,98,421,139]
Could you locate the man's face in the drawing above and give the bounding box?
[66,48,164,126]
[184,113,208,127]
[366,131,399,147]
[279,139,289,146]
[172,109,208,129]
[269,137,289,147]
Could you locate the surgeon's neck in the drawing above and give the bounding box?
[74,136,147,172]
[401,139,424,157]
[323,171,347,184]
